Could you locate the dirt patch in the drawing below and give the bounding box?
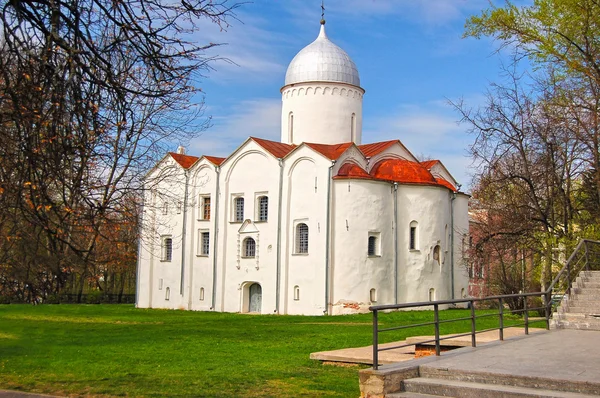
[3,314,163,325]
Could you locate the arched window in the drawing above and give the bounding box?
[243,237,256,258]
[433,245,441,266]
[428,288,435,302]
[370,288,377,302]
[289,112,294,142]
[234,197,244,222]
[461,288,466,298]
[199,287,205,301]
[294,285,300,301]
[296,223,309,254]
[368,236,377,256]
[165,287,170,301]
[409,221,418,250]
[162,237,172,261]
[368,233,380,256]
[351,113,356,142]
[258,196,268,221]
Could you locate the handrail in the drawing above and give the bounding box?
[369,239,600,370]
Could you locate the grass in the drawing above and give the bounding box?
[0,305,537,397]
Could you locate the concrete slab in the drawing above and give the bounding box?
[311,340,415,365]
[405,327,545,347]
[360,329,600,397]
[311,327,545,365]
[419,329,600,386]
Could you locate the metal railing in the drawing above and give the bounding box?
[370,239,600,370]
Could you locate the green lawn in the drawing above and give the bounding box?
[0,305,534,397]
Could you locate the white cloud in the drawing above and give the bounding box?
[189,12,287,83]
[189,98,281,157]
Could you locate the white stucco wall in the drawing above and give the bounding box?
[187,160,219,311]
[137,155,189,310]
[331,179,395,314]
[281,82,364,145]
[281,148,331,315]
[218,142,282,314]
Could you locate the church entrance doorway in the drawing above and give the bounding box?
[248,283,262,313]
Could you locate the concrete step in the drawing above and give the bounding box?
[387,393,442,398]
[401,378,598,398]
[574,281,600,289]
[553,312,600,320]
[553,318,600,331]
[559,305,600,314]
[418,367,600,395]
[568,293,600,301]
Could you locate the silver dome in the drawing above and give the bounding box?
[284,24,361,87]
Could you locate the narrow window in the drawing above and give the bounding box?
[351,113,356,142]
[445,224,449,251]
[158,279,163,290]
[243,237,256,258]
[461,288,466,298]
[429,288,435,302]
[289,112,294,143]
[409,221,418,250]
[176,201,182,214]
[294,285,300,301]
[433,245,441,266]
[202,196,211,220]
[296,223,309,254]
[162,202,168,215]
[258,196,268,221]
[165,287,170,301]
[200,287,205,301]
[162,237,173,261]
[370,288,377,302]
[367,236,377,256]
[199,231,210,255]
[234,197,244,222]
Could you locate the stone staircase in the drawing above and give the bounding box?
[551,270,600,331]
[389,373,599,397]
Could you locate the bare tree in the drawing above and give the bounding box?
[0,0,239,301]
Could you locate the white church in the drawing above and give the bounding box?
[136,20,470,315]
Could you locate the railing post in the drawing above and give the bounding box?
[567,261,571,296]
[524,296,529,335]
[584,240,590,271]
[434,304,441,356]
[545,291,551,330]
[470,300,476,347]
[373,309,379,370]
[498,297,504,341]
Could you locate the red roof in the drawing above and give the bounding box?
[169,153,199,169]
[368,158,453,191]
[334,162,372,180]
[421,159,440,169]
[251,137,296,158]
[304,142,352,160]
[435,177,456,191]
[204,156,225,166]
[358,140,397,158]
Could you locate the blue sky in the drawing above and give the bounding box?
[187,0,523,191]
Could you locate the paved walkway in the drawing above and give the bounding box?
[416,329,600,385]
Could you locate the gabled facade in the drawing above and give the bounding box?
[136,20,470,315]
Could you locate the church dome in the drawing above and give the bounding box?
[284,23,360,87]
